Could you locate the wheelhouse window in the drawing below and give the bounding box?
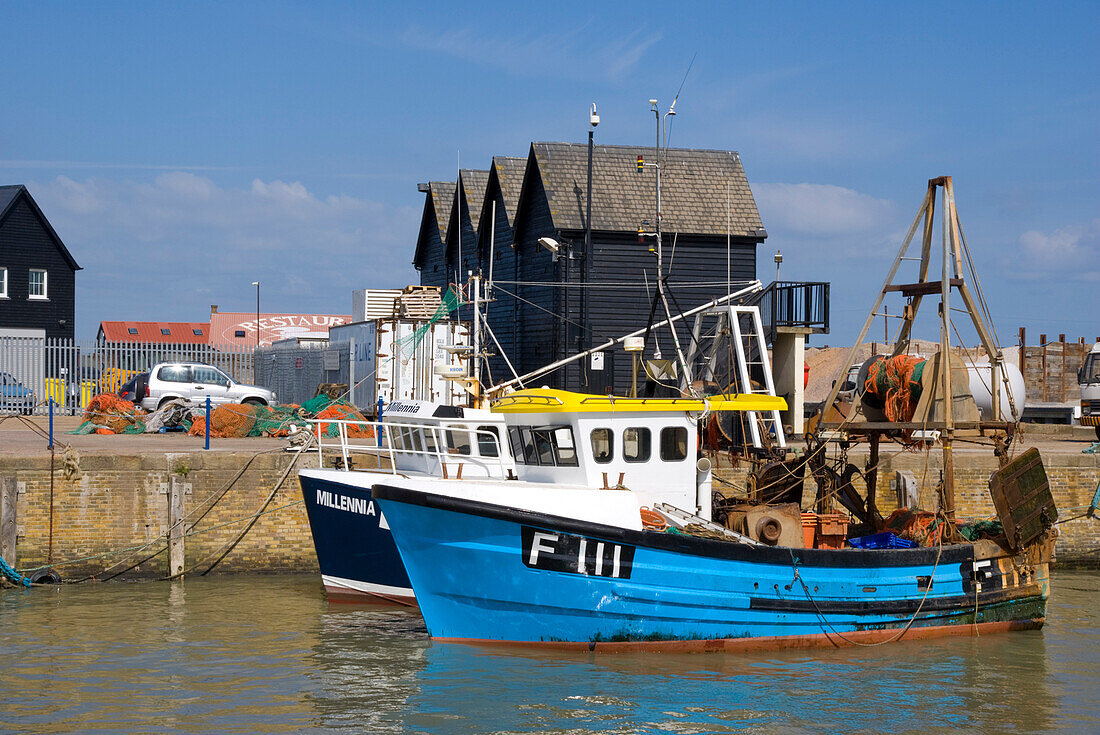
[445,424,472,455]
[477,425,500,457]
[660,426,689,461]
[590,428,614,463]
[623,427,651,462]
[510,424,579,466]
[28,269,47,299]
[0,267,7,298]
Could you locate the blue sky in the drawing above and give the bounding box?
[1,1,1097,345]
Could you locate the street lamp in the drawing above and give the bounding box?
[251,281,260,348]
[774,251,783,283]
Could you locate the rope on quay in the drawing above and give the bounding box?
[1,554,32,587]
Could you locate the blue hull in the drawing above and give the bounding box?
[298,473,413,603]
[373,484,1048,650]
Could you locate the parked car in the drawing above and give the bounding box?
[139,362,275,411]
[0,372,37,415]
[117,372,150,404]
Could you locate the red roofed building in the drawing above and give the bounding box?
[97,321,210,344]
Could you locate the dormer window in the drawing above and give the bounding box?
[28,269,47,299]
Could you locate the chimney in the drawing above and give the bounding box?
[210,305,218,315]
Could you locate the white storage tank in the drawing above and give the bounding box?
[964,360,1025,421]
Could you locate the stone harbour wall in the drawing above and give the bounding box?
[0,450,332,579]
[1,444,1097,582]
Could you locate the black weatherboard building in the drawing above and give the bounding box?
[0,185,80,340]
[414,142,827,394]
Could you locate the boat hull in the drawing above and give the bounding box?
[373,483,1049,650]
[299,470,414,605]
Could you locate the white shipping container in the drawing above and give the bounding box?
[329,319,470,409]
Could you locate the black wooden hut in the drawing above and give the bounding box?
[412,181,455,291]
[501,142,767,392]
[0,185,81,340]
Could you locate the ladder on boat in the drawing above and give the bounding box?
[684,305,786,450]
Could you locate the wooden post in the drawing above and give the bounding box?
[1059,334,1066,402]
[865,434,881,531]
[1,476,16,567]
[1040,334,1047,403]
[1019,327,1026,381]
[168,476,185,579]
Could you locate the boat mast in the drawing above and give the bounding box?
[649,99,695,396]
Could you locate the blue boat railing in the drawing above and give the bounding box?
[310,419,512,478]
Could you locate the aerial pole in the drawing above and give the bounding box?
[647,98,695,395]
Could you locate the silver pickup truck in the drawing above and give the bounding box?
[139,362,275,411]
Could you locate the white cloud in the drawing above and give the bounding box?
[381,24,660,81]
[29,174,418,333]
[1015,219,1100,282]
[754,182,896,237]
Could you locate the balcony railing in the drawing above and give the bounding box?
[751,281,830,344]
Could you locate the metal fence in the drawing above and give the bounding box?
[0,337,256,415]
[254,341,350,408]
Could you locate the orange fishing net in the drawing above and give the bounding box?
[315,403,375,439]
[84,393,141,433]
[187,403,258,438]
[863,355,924,422]
[883,508,945,547]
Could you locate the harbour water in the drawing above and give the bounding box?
[2,571,1097,734]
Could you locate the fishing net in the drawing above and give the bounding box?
[958,519,1004,542]
[249,404,301,437]
[863,355,926,422]
[882,508,944,547]
[394,286,462,362]
[81,393,145,434]
[315,401,374,439]
[300,394,332,416]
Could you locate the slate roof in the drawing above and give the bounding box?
[491,156,526,223]
[429,181,456,242]
[458,169,490,232]
[0,184,82,270]
[528,142,764,238]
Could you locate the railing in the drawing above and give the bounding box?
[312,419,511,479]
[752,281,830,345]
[0,337,257,416]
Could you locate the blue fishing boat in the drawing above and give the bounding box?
[372,389,1055,650]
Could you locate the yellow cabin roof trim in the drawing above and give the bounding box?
[490,388,786,414]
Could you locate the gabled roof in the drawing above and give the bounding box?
[458,169,490,233]
[0,184,82,270]
[413,181,456,268]
[526,142,764,238]
[430,181,456,241]
[98,321,210,344]
[491,156,526,223]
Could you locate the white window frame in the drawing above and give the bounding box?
[28,269,48,300]
[0,267,7,298]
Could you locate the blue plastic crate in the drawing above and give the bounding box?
[847,532,916,550]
